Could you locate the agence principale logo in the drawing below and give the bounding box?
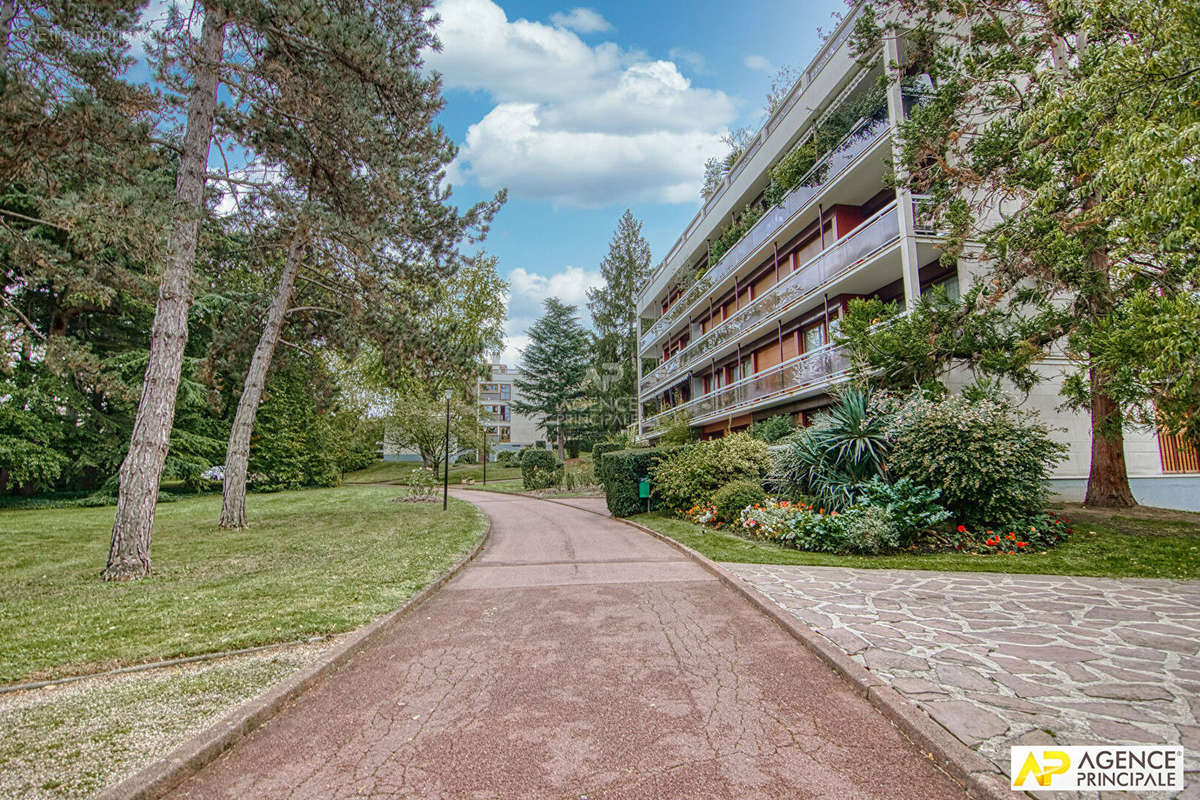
[1010,746,1184,791]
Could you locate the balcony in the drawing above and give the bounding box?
[640,115,892,355]
[640,198,903,396]
[642,344,852,433]
[639,4,868,300]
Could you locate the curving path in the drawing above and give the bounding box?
[169,491,963,799]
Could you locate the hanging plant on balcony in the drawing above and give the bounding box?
[703,86,890,270]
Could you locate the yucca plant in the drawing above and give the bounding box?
[768,387,890,509]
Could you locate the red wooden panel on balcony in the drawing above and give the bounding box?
[1159,431,1200,473]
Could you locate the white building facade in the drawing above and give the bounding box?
[634,6,1200,510]
[479,362,545,458]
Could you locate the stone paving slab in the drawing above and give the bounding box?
[726,563,1200,799]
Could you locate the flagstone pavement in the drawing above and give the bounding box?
[727,564,1200,799]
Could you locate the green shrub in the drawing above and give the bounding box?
[562,465,598,492]
[856,477,950,547]
[599,446,685,517]
[657,410,699,446]
[768,388,889,509]
[565,440,581,459]
[739,500,898,554]
[651,433,772,515]
[750,414,795,444]
[592,442,621,485]
[521,448,562,490]
[886,394,1065,530]
[494,451,516,466]
[711,479,766,523]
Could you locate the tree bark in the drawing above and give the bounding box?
[0,0,16,62]
[102,8,226,581]
[219,228,306,529]
[1084,368,1137,507]
[556,407,565,461]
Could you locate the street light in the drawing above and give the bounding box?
[443,388,452,510]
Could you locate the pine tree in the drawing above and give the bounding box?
[514,298,591,460]
[214,1,504,528]
[585,210,651,434]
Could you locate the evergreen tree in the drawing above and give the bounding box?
[515,298,591,460]
[854,0,1200,507]
[585,210,651,434]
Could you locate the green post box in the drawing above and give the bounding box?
[638,476,651,512]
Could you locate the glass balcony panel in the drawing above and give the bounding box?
[641,344,851,433]
[640,202,899,395]
[640,116,892,353]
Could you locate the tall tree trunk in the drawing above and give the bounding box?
[1080,225,1136,508]
[1084,368,1136,507]
[219,228,306,529]
[557,408,565,461]
[102,9,226,581]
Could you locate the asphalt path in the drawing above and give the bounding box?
[169,490,963,799]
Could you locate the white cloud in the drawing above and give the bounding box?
[549,7,612,34]
[669,47,706,74]
[501,265,603,367]
[427,0,736,206]
[744,54,773,73]
[453,104,722,206]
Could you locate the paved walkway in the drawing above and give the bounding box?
[169,492,963,799]
[730,564,1200,799]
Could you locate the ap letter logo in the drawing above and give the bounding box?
[1014,750,1071,788]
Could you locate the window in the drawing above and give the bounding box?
[498,427,511,443]
[500,384,511,401]
[803,322,826,353]
[925,275,960,301]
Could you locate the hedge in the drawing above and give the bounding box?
[598,446,688,517]
[592,442,622,486]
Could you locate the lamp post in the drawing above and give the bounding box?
[443,388,452,510]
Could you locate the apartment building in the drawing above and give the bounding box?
[635,7,1199,510]
[479,361,544,458]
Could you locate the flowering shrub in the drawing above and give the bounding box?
[685,503,718,526]
[738,500,824,547]
[521,448,562,490]
[886,393,1064,530]
[736,499,899,554]
[951,512,1072,554]
[651,433,772,514]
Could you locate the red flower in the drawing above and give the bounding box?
[957,524,967,533]
[1017,542,1028,548]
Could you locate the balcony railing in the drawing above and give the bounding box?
[640,4,868,297]
[640,115,891,354]
[642,344,852,433]
[640,199,901,395]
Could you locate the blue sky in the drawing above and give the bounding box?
[424,0,848,362]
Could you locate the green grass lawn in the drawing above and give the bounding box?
[635,512,1200,579]
[0,485,486,684]
[343,460,523,485]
